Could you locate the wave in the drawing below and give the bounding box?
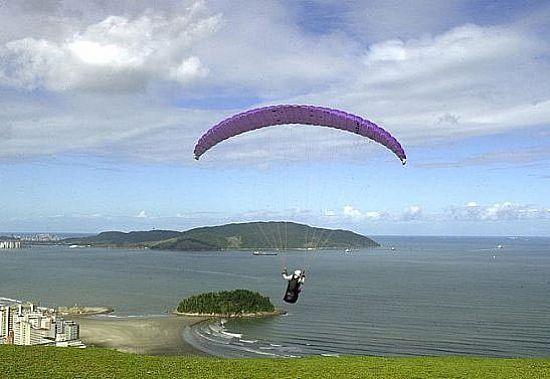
[0,296,21,304]
[239,339,258,344]
[183,319,308,358]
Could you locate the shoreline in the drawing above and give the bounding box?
[71,315,208,356]
[52,243,379,251]
[173,308,285,318]
[58,306,114,317]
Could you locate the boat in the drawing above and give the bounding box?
[252,251,278,256]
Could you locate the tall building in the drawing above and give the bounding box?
[0,240,21,249]
[13,320,44,345]
[0,305,11,339]
[65,321,79,342]
[0,302,82,347]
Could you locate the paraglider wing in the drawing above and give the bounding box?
[194,105,406,164]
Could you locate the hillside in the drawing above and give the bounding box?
[62,222,379,251]
[63,230,181,246]
[0,346,549,379]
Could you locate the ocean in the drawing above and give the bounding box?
[1,236,549,357]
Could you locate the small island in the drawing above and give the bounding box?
[175,289,281,318]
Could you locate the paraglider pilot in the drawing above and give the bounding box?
[282,268,306,303]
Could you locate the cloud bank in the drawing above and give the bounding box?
[338,202,550,224]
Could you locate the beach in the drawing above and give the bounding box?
[73,316,208,356]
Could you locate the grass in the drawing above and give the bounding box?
[0,346,549,379]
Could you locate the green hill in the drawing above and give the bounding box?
[62,221,379,251]
[1,346,549,379]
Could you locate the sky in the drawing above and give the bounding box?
[0,0,549,236]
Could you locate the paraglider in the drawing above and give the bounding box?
[281,268,306,304]
[193,104,407,304]
[194,104,407,164]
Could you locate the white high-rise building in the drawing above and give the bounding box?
[1,302,82,347]
[0,240,22,249]
[0,306,8,337]
[65,321,79,341]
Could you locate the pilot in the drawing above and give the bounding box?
[281,268,306,304]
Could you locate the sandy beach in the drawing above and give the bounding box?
[73,316,209,356]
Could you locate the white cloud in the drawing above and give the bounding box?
[342,205,388,221]
[136,210,148,218]
[365,211,384,220]
[0,93,217,161]
[448,201,550,221]
[169,56,209,83]
[401,205,423,221]
[0,11,219,91]
[296,23,550,144]
[337,202,550,224]
[482,202,543,221]
[68,40,139,67]
[0,1,356,95]
[343,205,363,219]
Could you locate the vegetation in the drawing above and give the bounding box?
[63,230,181,246]
[1,346,549,379]
[62,221,379,251]
[177,289,275,315]
[152,237,219,251]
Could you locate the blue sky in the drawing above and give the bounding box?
[0,0,549,235]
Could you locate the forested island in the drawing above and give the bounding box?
[62,221,379,251]
[175,289,278,317]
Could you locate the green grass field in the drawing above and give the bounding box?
[0,346,549,379]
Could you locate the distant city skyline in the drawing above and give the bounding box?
[0,1,549,236]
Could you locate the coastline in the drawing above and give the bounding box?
[173,309,285,318]
[71,315,208,356]
[57,245,378,251]
[58,306,114,317]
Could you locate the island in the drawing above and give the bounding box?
[61,221,379,251]
[175,289,281,318]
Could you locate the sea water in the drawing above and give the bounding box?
[1,236,549,357]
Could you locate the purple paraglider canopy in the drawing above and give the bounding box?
[194,104,406,164]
